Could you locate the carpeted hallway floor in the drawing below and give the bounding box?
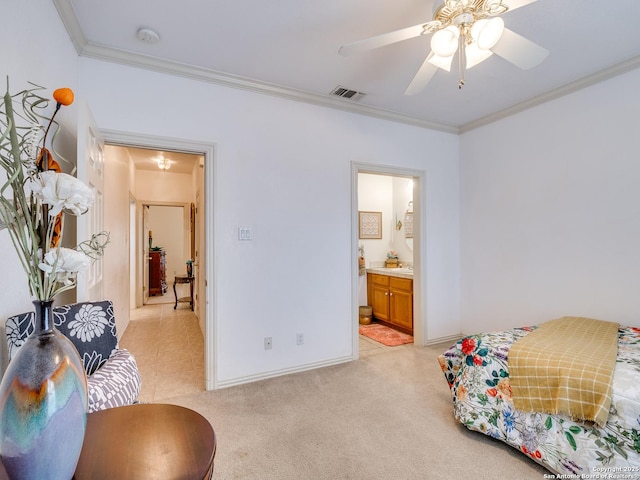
[122,307,550,479]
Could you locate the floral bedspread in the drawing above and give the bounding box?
[438,326,640,477]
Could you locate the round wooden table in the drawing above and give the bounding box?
[0,404,216,479]
[73,403,216,479]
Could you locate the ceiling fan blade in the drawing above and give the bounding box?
[491,27,548,70]
[503,0,538,12]
[338,23,428,56]
[405,52,439,95]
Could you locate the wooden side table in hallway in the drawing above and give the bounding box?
[174,274,194,310]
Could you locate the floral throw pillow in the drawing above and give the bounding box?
[54,301,118,375]
[6,300,118,376]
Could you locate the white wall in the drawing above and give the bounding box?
[136,169,194,203]
[357,174,414,267]
[78,58,461,386]
[358,174,394,266]
[135,169,194,304]
[357,174,415,306]
[460,68,640,333]
[148,205,187,280]
[0,0,80,372]
[391,176,414,262]
[103,145,135,335]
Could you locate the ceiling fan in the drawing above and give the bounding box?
[338,0,548,92]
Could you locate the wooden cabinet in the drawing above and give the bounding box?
[149,250,167,296]
[367,273,413,335]
[369,274,391,322]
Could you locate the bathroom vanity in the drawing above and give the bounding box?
[366,268,413,335]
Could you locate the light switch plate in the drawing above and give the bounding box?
[238,227,252,240]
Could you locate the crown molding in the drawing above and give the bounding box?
[53,0,86,53]
[52,0,458,134]
[53,0,640,136]
[80,42,460,134]
[460,54,640,133]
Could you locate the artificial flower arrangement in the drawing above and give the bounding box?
[0,79,109,302]
[385,250,399,268]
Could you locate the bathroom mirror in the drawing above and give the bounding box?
[404,212,413,251]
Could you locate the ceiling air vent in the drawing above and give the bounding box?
[330,86,366,101]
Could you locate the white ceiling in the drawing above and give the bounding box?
[55,0,640,133]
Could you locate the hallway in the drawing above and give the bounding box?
[120,302,206,402]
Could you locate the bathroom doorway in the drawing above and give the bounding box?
[352,163,425,357]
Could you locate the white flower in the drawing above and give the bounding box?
[39,247,91,285]
[31,171,94,216]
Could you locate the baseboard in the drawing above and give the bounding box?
[215,355,354,389]
[425,333,462,347]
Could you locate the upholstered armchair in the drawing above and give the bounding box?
[5,300,141,413]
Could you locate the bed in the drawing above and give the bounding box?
[437,321,640,477]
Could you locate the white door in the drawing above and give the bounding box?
[195,190,204,320]
[142,205,150,304]
[75,101,105,302]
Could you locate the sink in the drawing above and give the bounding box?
[385,267,413,275]
[367,266,414,276]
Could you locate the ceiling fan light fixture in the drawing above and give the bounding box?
[431,26,460,57]
[465,42,493,69]
[445,0,472,9]
[338,0,546,93]
[472,17,505,50]
[428,51,455,72]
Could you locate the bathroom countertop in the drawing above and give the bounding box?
[366,267,413,279]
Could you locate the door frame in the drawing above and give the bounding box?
[101,129,217,390]
[351,162,427,357]
[75,100,106,303]
[142,202,191,306]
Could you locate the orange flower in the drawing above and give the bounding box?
[37,148,62,172]
[53,87,74,106]
[497,378,512,399]
[456,384,467,401]
[35,149,63,248]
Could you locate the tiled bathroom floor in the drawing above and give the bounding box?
[120,302,411,402]
[358,331,414,358]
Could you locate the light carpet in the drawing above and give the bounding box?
[161,342,550,479]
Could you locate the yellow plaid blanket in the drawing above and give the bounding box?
[509,316,619,427]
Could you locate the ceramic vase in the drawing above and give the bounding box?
[0,300,88,479]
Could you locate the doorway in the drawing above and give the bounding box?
[102,129,216,390]
[352,163,425,358]
[144,204,189,306]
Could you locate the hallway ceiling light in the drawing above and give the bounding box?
[155,153,171,170]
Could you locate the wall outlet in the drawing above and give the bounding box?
[264,337,272,350]
[296,333,304,345]
[238,226,252,241]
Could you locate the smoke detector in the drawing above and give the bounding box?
[137,27,160,44]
